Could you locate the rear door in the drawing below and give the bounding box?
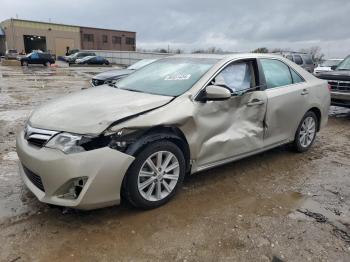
[259,58,309,146]
[194,59,268,168]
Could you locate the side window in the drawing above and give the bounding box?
[213,62,254,93]
[260,59,293,89]
[286,55,294,62]
[294,55,303,65]
[290,69,304,84]
[31,53,39,59]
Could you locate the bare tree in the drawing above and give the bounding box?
[299,46,324,62]
[252,47,269,53]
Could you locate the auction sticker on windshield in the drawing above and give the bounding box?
[164,74,191,81]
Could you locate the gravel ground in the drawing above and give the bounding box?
[0,64,349,262]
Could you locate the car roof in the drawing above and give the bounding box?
[171,53,285,61]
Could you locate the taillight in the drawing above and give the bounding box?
[328,84,331,91]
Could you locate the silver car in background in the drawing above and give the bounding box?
[313,58,343,75]
[16,54,330,210]
[91,59,157,86]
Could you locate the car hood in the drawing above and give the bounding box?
[28,86,173,135]
[93,69,133,80]
[318,70,350,81]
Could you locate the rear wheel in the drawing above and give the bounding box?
[124,140,186,209]
[104,60,110,65]
[44,61,51,67]
[292,111,318,152]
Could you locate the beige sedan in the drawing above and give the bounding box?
[16,54,330,210]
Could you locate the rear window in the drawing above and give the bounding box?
[294,55,303,65]
[302,55,314,65]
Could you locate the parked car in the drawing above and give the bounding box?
[314,59,343,75]
[67,49,79,56]
[75,55,110,65]
[5,49,19,60]
[284,53,316,73]
[16,54,330,210]
[19,52,55,66]
[91,59,157,86]
[317,55,350,107]
[65,51,96,64]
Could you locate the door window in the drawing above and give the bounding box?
[260,59,293,89]
[290,69,304,84]
[213,62,253,93]
[293,55,303,65]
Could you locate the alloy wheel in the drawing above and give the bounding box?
[137,151,180,202]
[299,116,316,148]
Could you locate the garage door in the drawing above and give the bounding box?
[55,38,75,56]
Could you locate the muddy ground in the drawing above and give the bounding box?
[0,64,349,262]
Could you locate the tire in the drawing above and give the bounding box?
[292,111,318,152]
[44,61,51,67]
[104,60,110,65]
[22,61,28,66]
[124,140,186,209]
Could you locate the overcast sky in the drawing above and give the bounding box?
[1,0,349,58]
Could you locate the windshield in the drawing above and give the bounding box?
[336,56,350,70]
[321,60,341,67]
[117,57,218,96]
[127,59,156,70]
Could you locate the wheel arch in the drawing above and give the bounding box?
[307,107,322,131]
[125,125,191,173]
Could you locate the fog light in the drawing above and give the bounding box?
[55,177,88,200]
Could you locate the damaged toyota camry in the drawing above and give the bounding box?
[16,54,330,210]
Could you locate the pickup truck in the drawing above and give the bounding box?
[317,55,350,108]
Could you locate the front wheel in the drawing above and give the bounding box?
[292,111,318,152]
[123,140,186,209]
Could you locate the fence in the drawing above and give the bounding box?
[85,50,172,66]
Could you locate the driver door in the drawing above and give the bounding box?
[194,59,268,168]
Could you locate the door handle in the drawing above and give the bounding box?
[301,89,309,95]
[247,99,265,106]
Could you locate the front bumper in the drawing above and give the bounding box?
[331,91,350,107]
[16,130,135,210]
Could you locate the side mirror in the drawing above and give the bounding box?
[330,65,337,70]
[203,85,231,101]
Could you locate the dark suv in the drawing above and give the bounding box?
[20,52,55,66]
[317,55,350,107]
[284,53,315,73]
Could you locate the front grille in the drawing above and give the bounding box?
[328,80,350,93]
[24,125,58,148]
[92,78,105,86]
[23,165,45,192]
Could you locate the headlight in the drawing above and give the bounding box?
[46,133,86,154]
